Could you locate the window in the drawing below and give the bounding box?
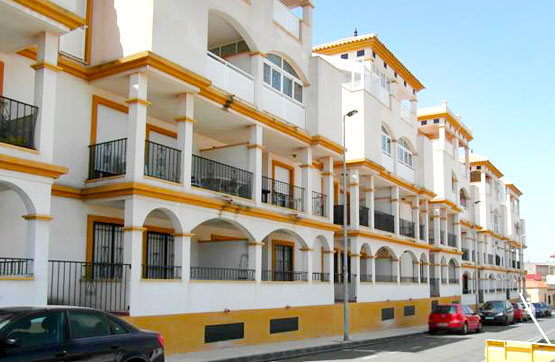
[404,305,415,316]
[356,49,365,57]
[270,317,299,334]
[341,53,348,59]
[4,313,63,348]
[263,54,303,103]
[470,171,481,182]
[421,120,427,125]
[381,308,394,321]
[397,139,413,168]
[205,323,244,343]
[433,119,440,124]
[92,222,124,279]
[274,242,294,281]
[381,127,392,155]
[209,40,249,58]
[69,311,116,339]
[144,231,176,279]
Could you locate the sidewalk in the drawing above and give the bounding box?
[167,325,428,362]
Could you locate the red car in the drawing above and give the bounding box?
[512,303,529,322]
[428,304,482,334]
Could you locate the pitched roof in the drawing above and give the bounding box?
[469,154,503,178]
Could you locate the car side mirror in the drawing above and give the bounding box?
[1,338,20,349]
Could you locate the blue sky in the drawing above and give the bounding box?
[312,0,554,262]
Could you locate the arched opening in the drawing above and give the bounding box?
[420,254,428,283]
[448,259,458,284]
[440,257,448,284]
[190,218,255,281]
[375,247,397,283]
[397,138,414,169]
[262,229,308,281]
[488,273,495,293]
[381,125,393,156]
[360,243,372,282]
[0,181,35,277]
[312,236,331,282]
[463,272,471,294]
[141,208,182,280]
[400,251,418,283]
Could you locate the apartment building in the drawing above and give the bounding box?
[0,0,526,355]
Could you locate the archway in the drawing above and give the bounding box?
[261,229,308,281]
[360,243,372,282]
[420,253,428,283]
[312,235,331,282]
[400,250,418,283]
[462,272,471,294]
[375,247,397,283]
[448,259,458,284]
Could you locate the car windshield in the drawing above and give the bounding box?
[0,313,14,330]
[434,305,457,314]
[482,301,504,310]
[533,303,541,308]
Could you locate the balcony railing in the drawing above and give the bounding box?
[447,233,457,247]
[360,274,373,282]
[375,275,397,283]
[400,218,415,238]
[262,270,308,282]
[400,276,419,283]
[190,267,255,281]
[192,155,252,199]
[206,52,255,103]
[312,191,327,217]
[462,248,470,261]
[0,257,33,276]
[334,273,356,302]
[449,278,459,284]
[262,176,304,211]
[144,140,181,183]
[142,265,181,280]
[0,95,38,149]
[419,225,426,241]
[48,260,130,314]
[312,272,330,282]
[374,210,394,233]
[421,276,428,283]
[273,0,300,39]
[88,138,127,179]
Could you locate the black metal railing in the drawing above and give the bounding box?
[142,265,181,279]
[374,210,394,233]
[192,155,252,199]
[262,176,304,211]
[462,248,470,261]
[333,204,345,225]
[449,278,459,284]
[400,218,415,238]
[421,276,428,283]
[429,235,435,245]
[0,95,38,149]
[190,267,255,281]
[334,273,356,302]
[0,257,33,276]
[440,231,446,245]
[400,276,419,283]
[512,260,516,269]
[359,206,369,227]
[375,275,397,283]
[312,272,330,282]
[496,288,503,292]
[47,260,130,314]
[495,255,501,266]
[441,277,447,284]
[312,191,327,217]
[144,140,181,183]
[463,288,471,294]
[430,278,440,297]
[88,138,127,179]
[419,225,426,241]
[360,274,373,282]
[448,233,457,247]
[262,270,308,282]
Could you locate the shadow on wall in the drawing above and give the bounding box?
[92,0,124,64]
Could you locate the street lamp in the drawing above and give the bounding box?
[342,109,358,342]
[473,200,481,312]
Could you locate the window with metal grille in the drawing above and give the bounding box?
[92,222,124,279]
[404,305,415,316]
[204,323,244,343]
[270,317,299,334]
[431,300,438,312]
[144,231,175,279]
[381,307,394,321]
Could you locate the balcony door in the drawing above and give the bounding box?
[92,222,124,279]
[273,241,294,281]
[144,231,175,279]
[272,161,294,209]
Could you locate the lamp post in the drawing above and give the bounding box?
[473,200,481,312]
[342,109,358,342]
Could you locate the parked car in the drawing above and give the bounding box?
[512,303,528,322]
[532,303,548,318]
[0,306,164,362]
[479,300,514,325]
[540,303,552,317]
[428,304,482,334]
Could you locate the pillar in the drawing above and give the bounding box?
[454,214,462,250]
[349,169,360,229]
[250,53,265,109]
[433,208,440,246]
[322,157,334,222]
[175,93,194,189]
[248,242,263,282]
[392,186,400,235]
[301,247,314,283]
[24,215,52,305]
[301,147,313,214]
[248,125,263,204]
[125,72,148,182]
[174,234,192,282]
[33,32,59,161]
[413,195,420,240]
[392,139,398,174]
[422,200,430,244]
[464,146,470,178]
[366,175,375,229]
[350,238,360,289]
[396,258,401,284]
[440,209,447,245]
[123,198,145,316]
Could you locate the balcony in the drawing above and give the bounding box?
[312,191,327,217]
[400,102,411,123]
[262,85,306,129]
[190,267,254,281]
[334,273,356,302]
[447,233,457,248]
[462,248,470,261]
[262,270,308,282]
[272,0,300,39]
[360,274,372,282]
[88,138,127,179]
[142,265,181,280]
[206,52,255,104]
[0,257,33,276]
[312,272,330,282]
[332,205,370,227]
[262,176,304,211]
[400,218,415,238]
[374,210,394,233]
[192,155,252,199]
[0,95,38,150]
[144,140,181,183]
[419,225,426,241]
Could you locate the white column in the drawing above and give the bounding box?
[396,258,401,284]
[123,198,144,316]
[175,234,191,282]
[350,237,360,290]
[413,196,420,240]
[392,186,400,235]
[367,175,375,229]
[175,93,194,189]
[371,256,376,283]
[25,216,52,305]
[433,208,441,246]
[323,157,334,222]
[464,146,470,178]
[455,214,462,250]
[392,139,398,175]
[301,147,313,214]
[304,248,314,283]
[423,200,430,244]
[248,242,263,282]
[349,169,360,229]
[248,125,263,204]
[250,53,265,109]
[440,209,447,245]
[125,72,148,182]
[33,32,59,161]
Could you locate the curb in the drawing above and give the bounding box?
[204,331,425,362]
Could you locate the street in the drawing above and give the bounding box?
[276,318,555,362]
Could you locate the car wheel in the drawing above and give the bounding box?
[462,323,468,335]
[476,322,482,333]
[429,329,437,335]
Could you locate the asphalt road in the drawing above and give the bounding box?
[276,317,555,362]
